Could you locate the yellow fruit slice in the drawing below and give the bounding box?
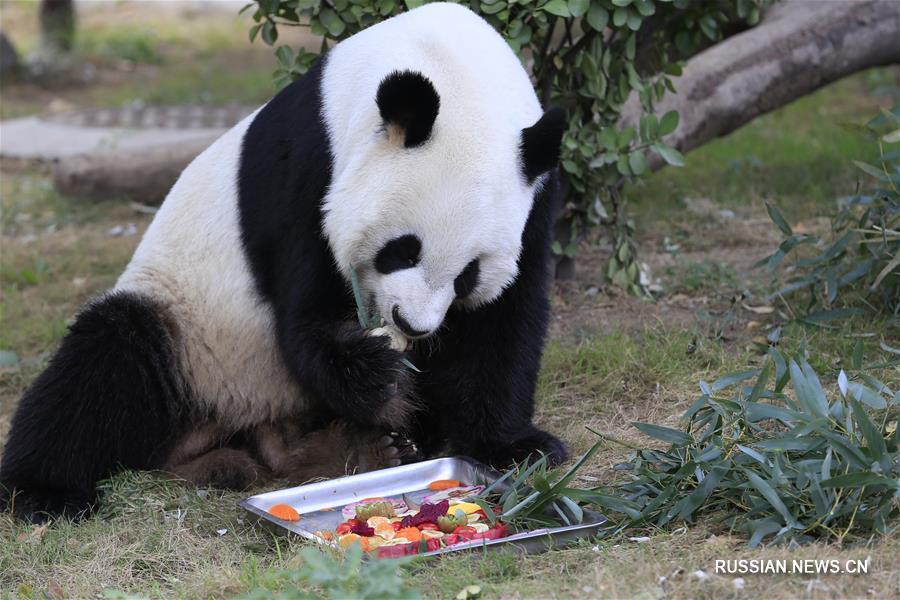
[374,522,396,540]
[367,516,391,528]
[447,502,482,515]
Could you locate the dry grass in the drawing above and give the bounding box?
[1,4,899,598]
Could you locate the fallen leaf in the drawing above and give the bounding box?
[47,579,65,600]
[742,303,775,314]
[17,523,49,543]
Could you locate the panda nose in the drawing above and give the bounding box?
[392,305,429,338]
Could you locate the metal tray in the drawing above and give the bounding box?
[240,456,607,557]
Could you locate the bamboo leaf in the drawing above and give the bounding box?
[765,201,793,236]
[744,470,799,528]
[633,422,694,447]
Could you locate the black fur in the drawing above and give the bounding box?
[375,234,422,274]
[238,58,414,429]
[408,172,568,468]
[0,292,185,523]
[376,70,440,148]
[521,107,566,184]
[238,57,566,467]
[453,258,480,299]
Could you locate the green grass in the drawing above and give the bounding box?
[77,26,165,66]
[663,259,741,294]
[1,13,899,598]
[630,67,897,232]
[0,2,277,119]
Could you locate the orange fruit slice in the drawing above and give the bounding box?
[267,503,300,521]
[397,527,422,542]
[427,479,462,491]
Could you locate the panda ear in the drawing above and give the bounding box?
[376,70,441,148]
[520,107,566,183]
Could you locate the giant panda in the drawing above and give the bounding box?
[0,2,567,523]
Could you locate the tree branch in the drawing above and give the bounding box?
[621,0,900,169]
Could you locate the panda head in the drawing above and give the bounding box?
[324,70,565,339]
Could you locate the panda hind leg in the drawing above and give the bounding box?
[164,422,270,491]
[254,420,420,484]
[0,291,183,523]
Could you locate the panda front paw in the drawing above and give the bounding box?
[474,427,569,470]
[332,326,418,429]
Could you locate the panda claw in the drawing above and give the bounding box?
[367,326,409,352]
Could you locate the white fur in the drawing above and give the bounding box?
[321,3,545,335]
[115,109,306,429]
[114,3,543,424]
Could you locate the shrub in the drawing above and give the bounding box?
[244,0,770,292]
[597,350,900,546]
[759,108,900,320]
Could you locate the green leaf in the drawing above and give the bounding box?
[248,23,262,43]
[349,267,369,328]
[581,492,642,520]
[798,308,867,324]
[736,444,768,466]
[633,422,693,447]
[790,359,827,418]
[848,396,887,459]
[586,5,609,31]
[744,470,799,528]
[542,0,571,17]
[405,0,425,8]
[501,490,541,518]
[711,369,760,392]
[744,403,798,425]
[318,8,347,37]
[628,150,647,175]
[677,464,727,520]
[659,110,679,136]
[559,495,584,523]
[748,519,782,547]
[765,201,793,236]
[653,143,684,166]
[852,160,886,180]
[599,128,617,150]
[567,0,589,18]
[612,7,628,26]
[821,472,897,489]
[274,45,294,66]
[260,19,278,45]
[848,382,888,410]
[471,498,498,525]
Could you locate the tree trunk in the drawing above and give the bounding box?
[39,0,75,56]
[622,0,900,167]
[52,137,219,205]
[0,30,21,80]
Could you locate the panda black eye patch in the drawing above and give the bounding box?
[454,258,480,299]
[375,234,422,274]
